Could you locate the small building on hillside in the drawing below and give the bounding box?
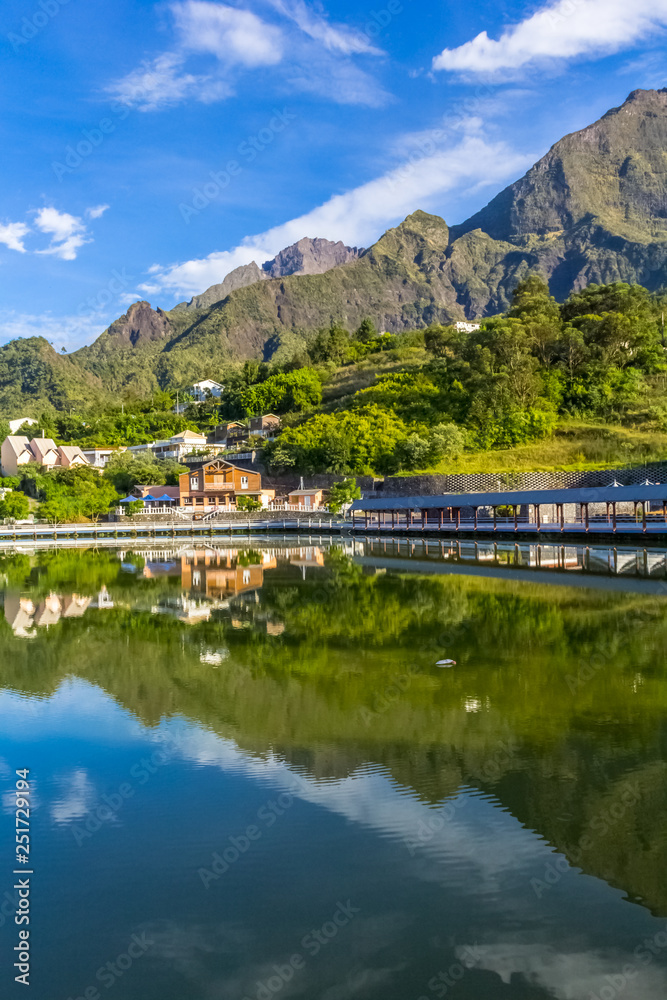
[191,379,224,402]
[455,321,481,333]
[8,417,37,435]
[82,448,119,469]
[28,437,61,470]
[1,436,35,477]
[288,488,325,510]
[58,446,89,469]
[128,430,213,462]
[249,414,281,439]
[179,458,275,510]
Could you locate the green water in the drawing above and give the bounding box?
[1,539,666,1000]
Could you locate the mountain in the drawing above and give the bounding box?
[5,87,667,412]
[0,337,108,417]
[174,237,363,312]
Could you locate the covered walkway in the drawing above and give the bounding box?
[348,483,667,536]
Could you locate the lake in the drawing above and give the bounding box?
[1,538,667,1000]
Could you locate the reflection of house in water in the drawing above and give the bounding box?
[151,595,214,624]
[4,596,37,638]
[4,592,92,636]
[289,547,325,579]
[181,549,277,600]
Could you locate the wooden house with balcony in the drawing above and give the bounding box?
[178,458,275,510]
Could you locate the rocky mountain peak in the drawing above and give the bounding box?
[106,300,173,347]
[262,237,362,278]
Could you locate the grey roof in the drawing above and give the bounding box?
[349,484,667,512]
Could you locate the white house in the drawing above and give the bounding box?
[128,430,220,462]
[8,417,37,435]
[191,380,224,402]
[455,321,481,334]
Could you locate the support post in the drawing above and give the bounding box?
[493,506,497,532]
[584,503,589,533]
[612,502,617,533]
[421,509,426,532]
[560,504,565,533]
[473,507,478,531]
[514,505,518,532]
[439,508,443,531]
[365,511,368,532]
[456,508,461,531]
[536,504,541,532]
[642,502,647,533]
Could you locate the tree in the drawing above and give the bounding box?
[354,319,377,344]
[237,496,262,511]
[239,369,322,416]
[424,325,458,358]
[125,500,144,517]
[0,491,30,520]
[327,479,361,513]
[103,453,187,494]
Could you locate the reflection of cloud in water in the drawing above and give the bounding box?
[467,942,667,1000]
[50,768,96,824]
[143,914,408,1000]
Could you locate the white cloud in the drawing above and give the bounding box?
[0,221,30,254]
[173,1,284,65]
[108,52,232,111]
[147,133,534,297]
[34,207,90,261]
[0,309,107,353]
[86,204,110,220]
[433,0,667,75]
[268,0,383,56]
[51,769,96,825]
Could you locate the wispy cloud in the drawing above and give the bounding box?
[86,204,110,220]
[34,207,90,261]
[433,0,667,76]
[268,0,384,56]
[143,132,534,298]
[107,0,388,110]
[108,51,233,111]
[0,221,30,254]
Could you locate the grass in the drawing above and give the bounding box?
[401,421,667,476]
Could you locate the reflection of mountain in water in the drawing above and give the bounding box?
[1,542,667,914]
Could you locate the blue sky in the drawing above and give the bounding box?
[1,0,667,351]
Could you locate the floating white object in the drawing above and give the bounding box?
[436,659,456,667]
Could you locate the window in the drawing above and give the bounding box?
[240,476,248,490]
[190,476,198,490]
[243,570,251,585]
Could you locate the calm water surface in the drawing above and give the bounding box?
[1,538,667,1000]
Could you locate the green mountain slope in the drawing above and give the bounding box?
[0,337,108,418]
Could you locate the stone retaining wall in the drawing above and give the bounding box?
[377,462,667,497]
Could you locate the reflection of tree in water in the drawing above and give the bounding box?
[1,546,667,913]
